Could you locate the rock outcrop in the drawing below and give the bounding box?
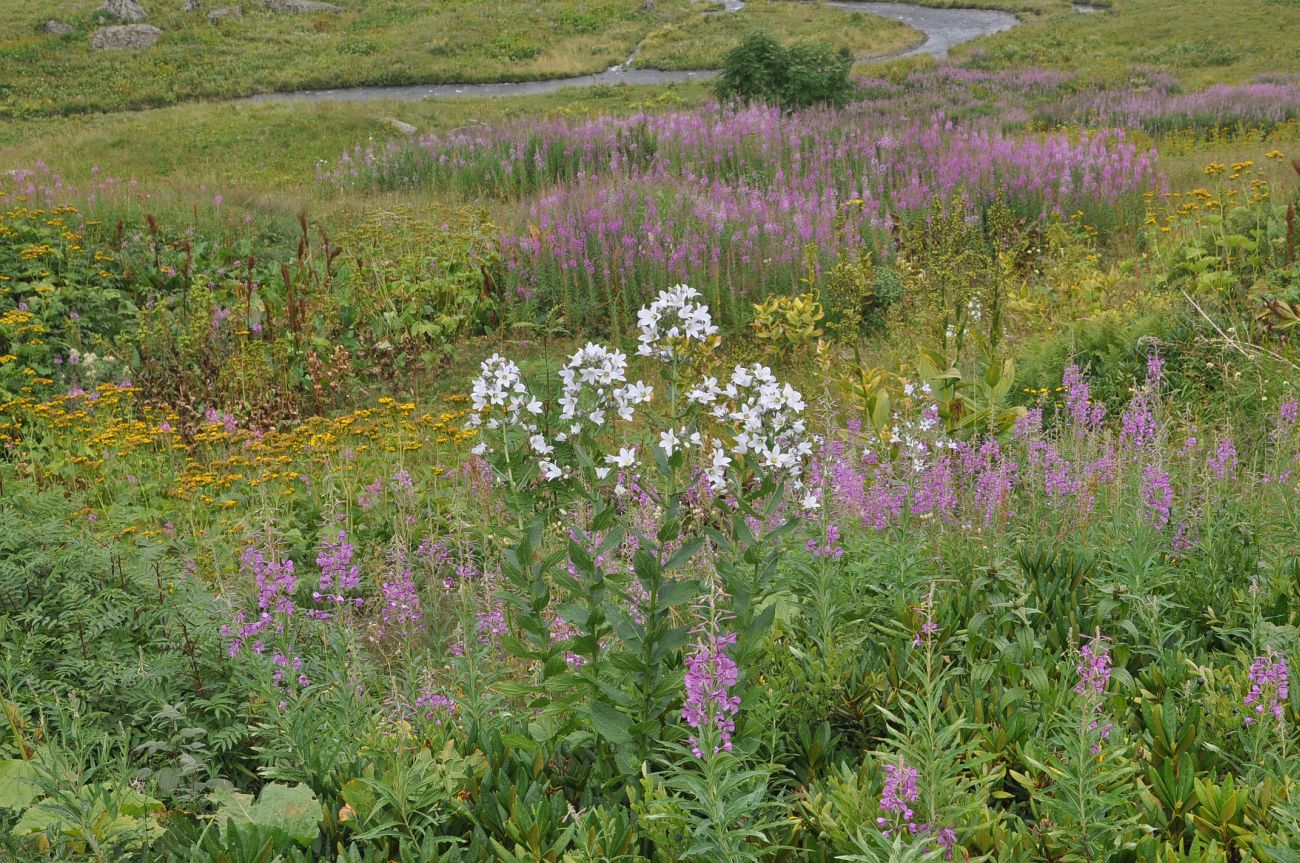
[101,0,150,22]
[90,23,162,49]
[264,0,342,12]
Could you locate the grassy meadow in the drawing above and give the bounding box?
[953,0,1300,85]
[1,0,925,118]
[1,0,702,117]
[4,1,1300,862]
[635,1,921,69]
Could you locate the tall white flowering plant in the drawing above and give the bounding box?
[465,284,816,776]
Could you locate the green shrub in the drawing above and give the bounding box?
[714,33,855,110]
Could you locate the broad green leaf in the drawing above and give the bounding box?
[0,760,41,810]
[587,702,633,745]
[213,782,320,847]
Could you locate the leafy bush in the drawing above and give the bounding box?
[752,292,824,355]
[714,33,855,109]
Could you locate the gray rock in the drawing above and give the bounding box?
[43,19,76,34]
[184,0,203,10]
[101,0,149,21]
[207,5,241,21]
[639,0,655,9]
[90,23,161,49]
[384,117,417,135]
[264,0,342,11]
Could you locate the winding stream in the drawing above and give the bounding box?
[244,1,1019,104]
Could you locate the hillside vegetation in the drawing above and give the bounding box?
[3,2,1300,862]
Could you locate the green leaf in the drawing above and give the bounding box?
[665,537,705,571]
[567,538,595,575]
[213,782,321,847]
[659,578,699,609]
[587,702,633,745]
[339,779,375,818]
[12,801,66,838]
[0,760,41,810]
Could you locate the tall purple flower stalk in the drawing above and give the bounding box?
[682,619,742,759]
[1076,634,1114,754]
[1244,651,1290,728]
[1279,396,1299,427]
[806,523,844,558]
[1207,437,1238,481]
[380,551,423,639]
[875,756,958,858]
[911,455,958,522]
[1120,395,1157,450]
[221,545,297,657]
[312,529,364,617]
[877,760,921,836]
[963,438,1019,527]
[1063,364,1106,434]
[1140,464,1173,529]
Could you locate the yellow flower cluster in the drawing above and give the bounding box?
[19,244,55,260]
[0,309,46,336]
[0,384,148,454]
[1145,153,1277,233]
[174,401,474,500]
[2,384,476,510]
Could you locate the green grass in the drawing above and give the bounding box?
[635,0,921,70]
[6,0,1294,124]
[5,0,1300,199]
[0,85,712,193]
[953,0,1300,85]
[0,0,699,117]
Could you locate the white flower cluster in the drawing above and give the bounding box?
[529,343,654,481]
[467,354,542,455]
[465,287,816,506]
[636,284,719,362]
[556,343,653,440]
[891,381,955,470]
[687,363,813,491]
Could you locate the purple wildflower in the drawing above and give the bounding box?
[1146,351,1165,387]
[379,554,422,638]
[271,652,309,693]
[359,478,384,511]
[877,760,923,838]
[222,545,297,657]
[912,455,958,521]
[313,529,364,614]
[806,523,845,558]
[1076,634,1114,754]
[1075,634,1112,697]
[1029,439,1082,507]
[1207,437,1238,481]
[1063,365,1105,433]
[475,607,507,645]
[414,690,458,725]
[1140,463,1173,529]
[935,827,958,860]
[682,624,741,759]
[1013,407,1043,440]
[967,438,1018,526]
[1244,651,1289,727]
[1278,396,1298,426]
[912,618,940,648]
[1120,395,1157,450]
